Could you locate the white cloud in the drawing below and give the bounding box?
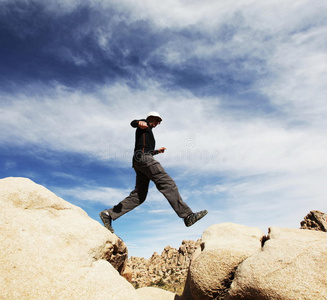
[260,28,327,127]
[0,84,135,162]
[55,185,130,206]
[1,74,326,177]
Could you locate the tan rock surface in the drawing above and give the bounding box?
[0,177,139,300]
[136,287,180,300]
[226,227,327,300]
[181,223,264,300]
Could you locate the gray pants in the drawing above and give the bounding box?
[109,154,193,220]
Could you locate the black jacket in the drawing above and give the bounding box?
[131,119,159,156]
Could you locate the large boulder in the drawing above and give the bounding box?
[181,223,265,300]
[0,177,139,299]
[226,227,327,299]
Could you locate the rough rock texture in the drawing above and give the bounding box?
[226,227,327,300]
[181,223,265,300]
[0,177,174,300]
[300,210,327,232]
[128,240,201,293]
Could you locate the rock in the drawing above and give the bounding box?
[226,227,327,300]
[300,210,327,232]
[0,177,139,299]
[122,265,133,282]
[128,239,201,293]
[136,287,180,300]
[181,223,264,300]
[7,177,325,300]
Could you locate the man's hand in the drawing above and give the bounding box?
[138,121,148,129]
[158,147,166,154]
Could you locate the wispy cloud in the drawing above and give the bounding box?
[55,185,130,206]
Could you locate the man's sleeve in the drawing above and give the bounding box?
[131,119,146,128]
[130,120,139,128]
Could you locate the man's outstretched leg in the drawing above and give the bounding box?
[100,170,150,233]
[136,156,208,227]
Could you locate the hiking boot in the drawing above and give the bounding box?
[99,210,114,233]
[184,210,208,227]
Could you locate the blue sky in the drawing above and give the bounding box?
[1,0,326,258]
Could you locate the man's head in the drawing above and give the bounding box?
[146,111,162,128]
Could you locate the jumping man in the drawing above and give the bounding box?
[100,112,207,233]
